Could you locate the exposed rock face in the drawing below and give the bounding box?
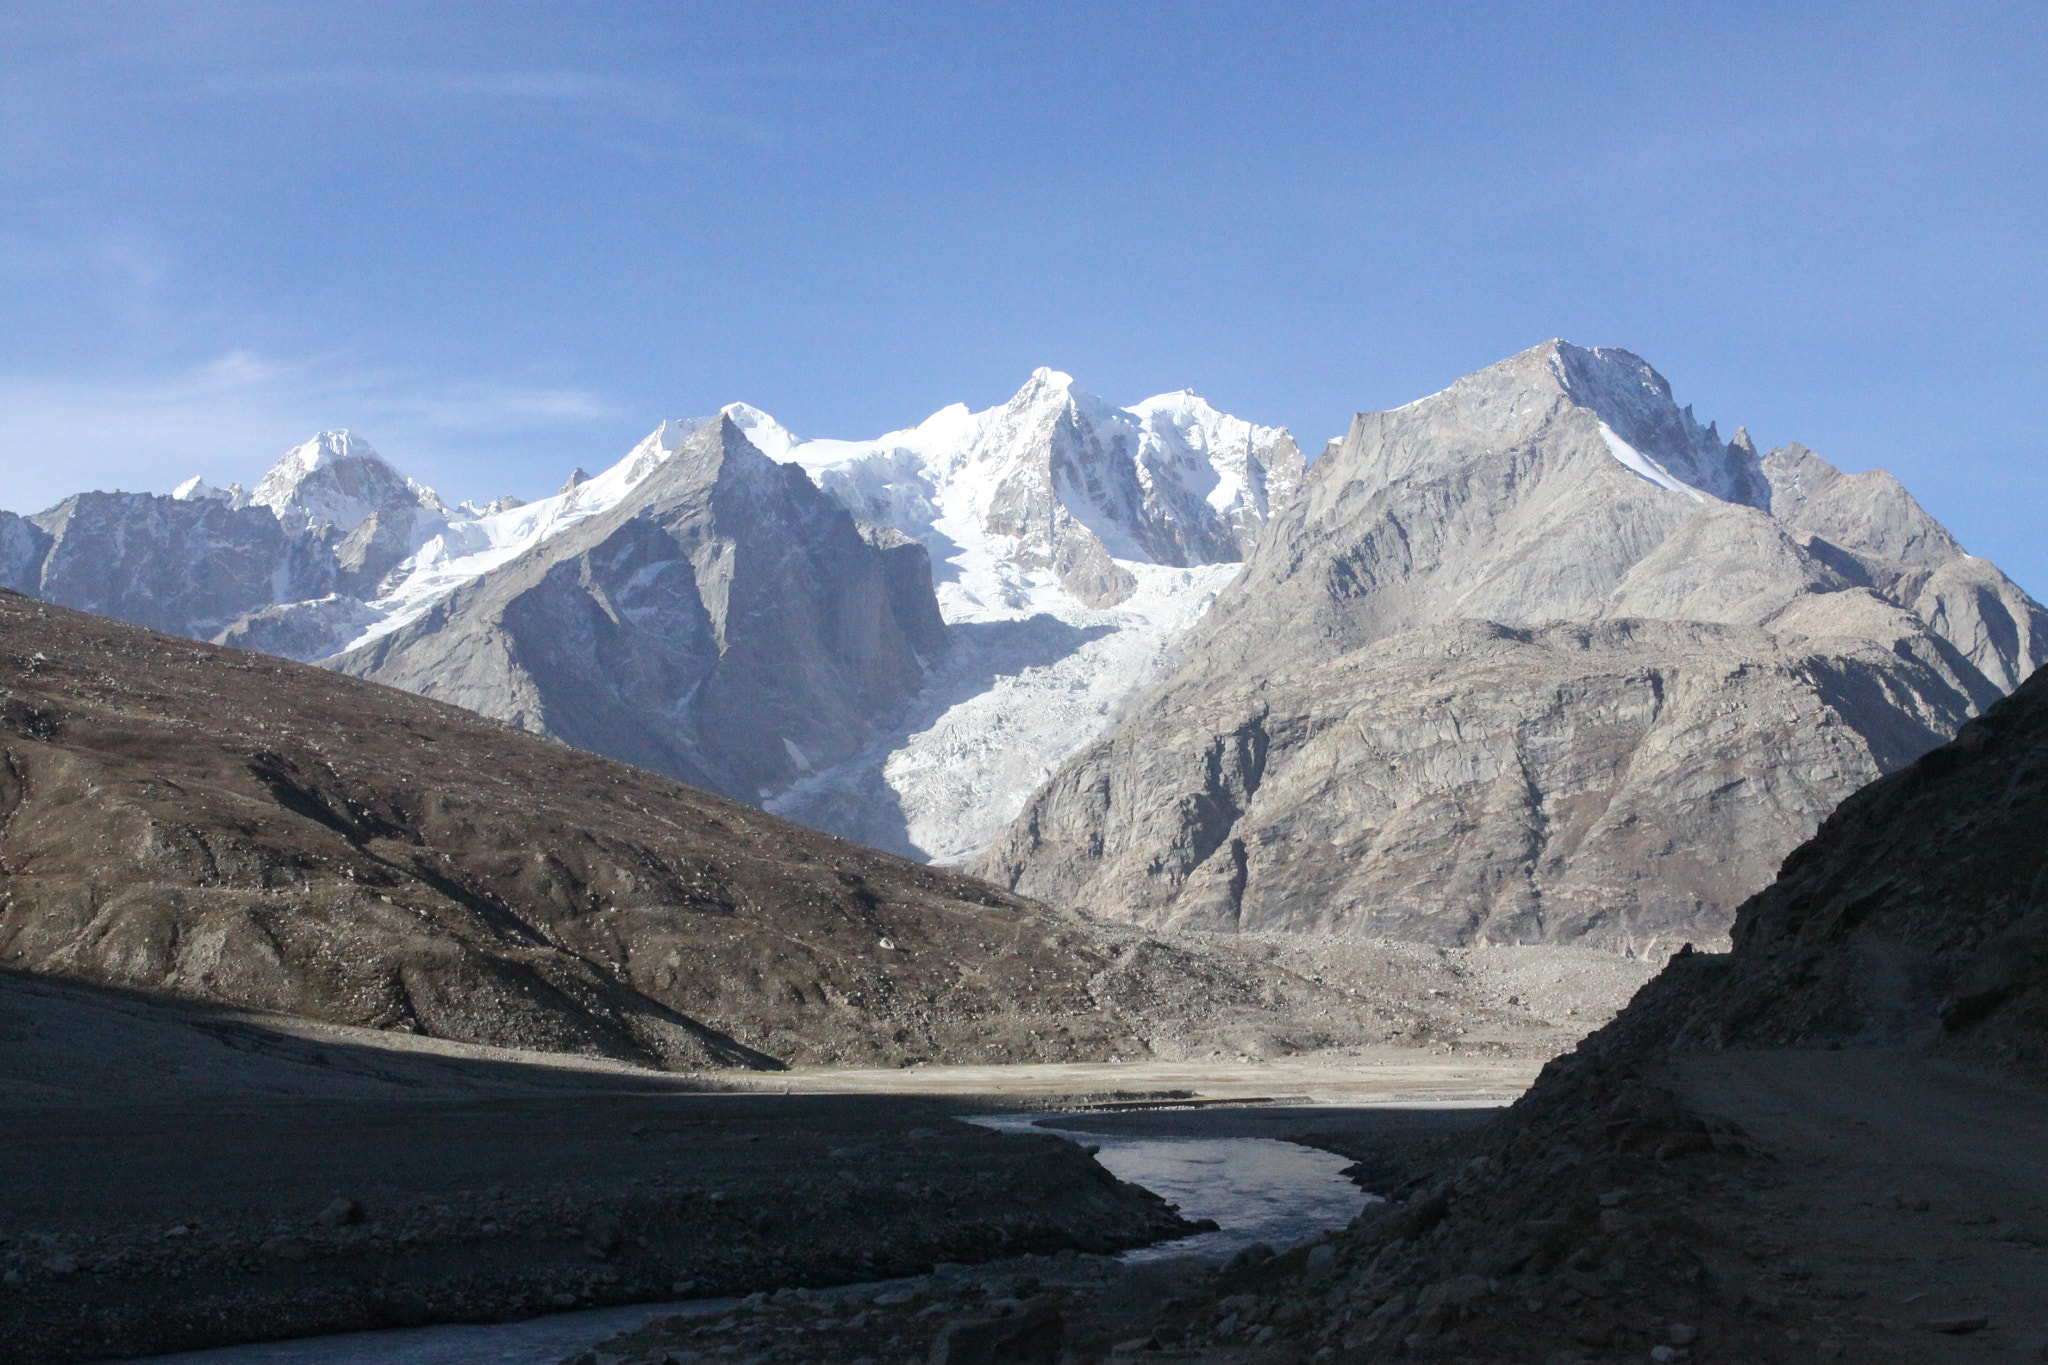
[1676,661,2048,1076]
[330,416,949,803]
[977,342,2047,950]
[1762,441,2044,691]
[0,512,49,592]
[25,491,318,640]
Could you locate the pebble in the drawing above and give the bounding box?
[1915,1315,1990,1334]
[315,1198,363,1229]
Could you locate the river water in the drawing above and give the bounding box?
[127,1107,1378,1365]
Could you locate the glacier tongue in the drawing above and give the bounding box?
[768,559,1241,861]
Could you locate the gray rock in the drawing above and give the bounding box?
[27,492,323,641]
[976,342,2045,949]
[331,500,446,599]
[928,1304,1064,1365]
[1763,441,2046,692]
[0,512,50,593]
[316,1198,363,1228]
[216,594,384,662]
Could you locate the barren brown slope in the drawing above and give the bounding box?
[0,588,1181,1069]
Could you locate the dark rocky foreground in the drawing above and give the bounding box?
[0,973,1201,1365]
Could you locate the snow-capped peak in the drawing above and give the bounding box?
[248,430,449,534]
[171,476,232,503]
[735,369,1304,614]
[718,403,802,461]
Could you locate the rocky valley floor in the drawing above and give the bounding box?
[0,969,1188,1364]
[0,959,1609,1365]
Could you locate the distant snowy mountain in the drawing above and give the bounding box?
[246,429,450,533]
[770,368,1302,609]
[3,344,2041,955]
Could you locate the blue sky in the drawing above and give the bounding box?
[2,2,2043,593]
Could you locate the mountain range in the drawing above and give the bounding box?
[3,343,2040,955]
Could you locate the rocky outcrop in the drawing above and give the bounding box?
[978,342,2047,950]
[1674,661,2048,1076]
[0,512,49,593]
[330,416,950,804]
[24,491,321,641]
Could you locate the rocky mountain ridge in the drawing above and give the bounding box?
[977,342,2046,951]
[4,344,2040,951]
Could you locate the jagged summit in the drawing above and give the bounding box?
[767,367,1303,609]
[1546,341,1771,508]
[330,409,949,805]
[717,402,802,461]
[646,411,780,494]
[169,475,240,503]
